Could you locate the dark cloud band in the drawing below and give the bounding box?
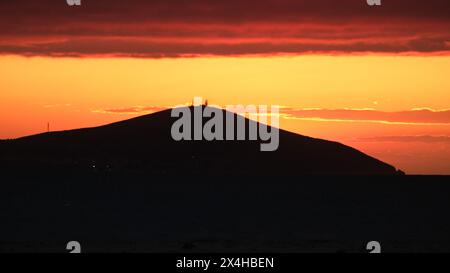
[1,0,449,57]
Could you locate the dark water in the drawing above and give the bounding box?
[1,174,449,253]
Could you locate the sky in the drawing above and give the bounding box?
[1,0,450,174]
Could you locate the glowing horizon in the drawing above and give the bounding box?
[1,54,450,174]
[1,0,450,174]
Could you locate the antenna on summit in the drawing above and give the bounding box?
[47,122,50,133]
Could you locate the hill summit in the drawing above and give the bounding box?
[0,106,403,176]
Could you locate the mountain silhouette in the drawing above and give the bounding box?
[7,107,450,254]
[0,106,402,175]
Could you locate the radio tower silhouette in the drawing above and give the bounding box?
[47,122,50,133]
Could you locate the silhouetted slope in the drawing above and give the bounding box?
[0,107,401,175]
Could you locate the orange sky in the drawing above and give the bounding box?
[1,1,450,174]
[1,55,450,174]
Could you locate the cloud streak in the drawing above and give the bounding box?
[0,0,449,57]
[93,106,167,115]
[357,135,450,143]
[94,105,450,125]
[281,108,450,125]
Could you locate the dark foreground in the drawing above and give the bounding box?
[1,174,449,253]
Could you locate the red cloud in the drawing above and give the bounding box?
[0,0,449,57]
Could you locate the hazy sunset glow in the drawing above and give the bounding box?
[1,55,449,174]
[1,0,450,174]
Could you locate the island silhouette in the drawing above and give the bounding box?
[3,107,450,253]
[0,106,403,176]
